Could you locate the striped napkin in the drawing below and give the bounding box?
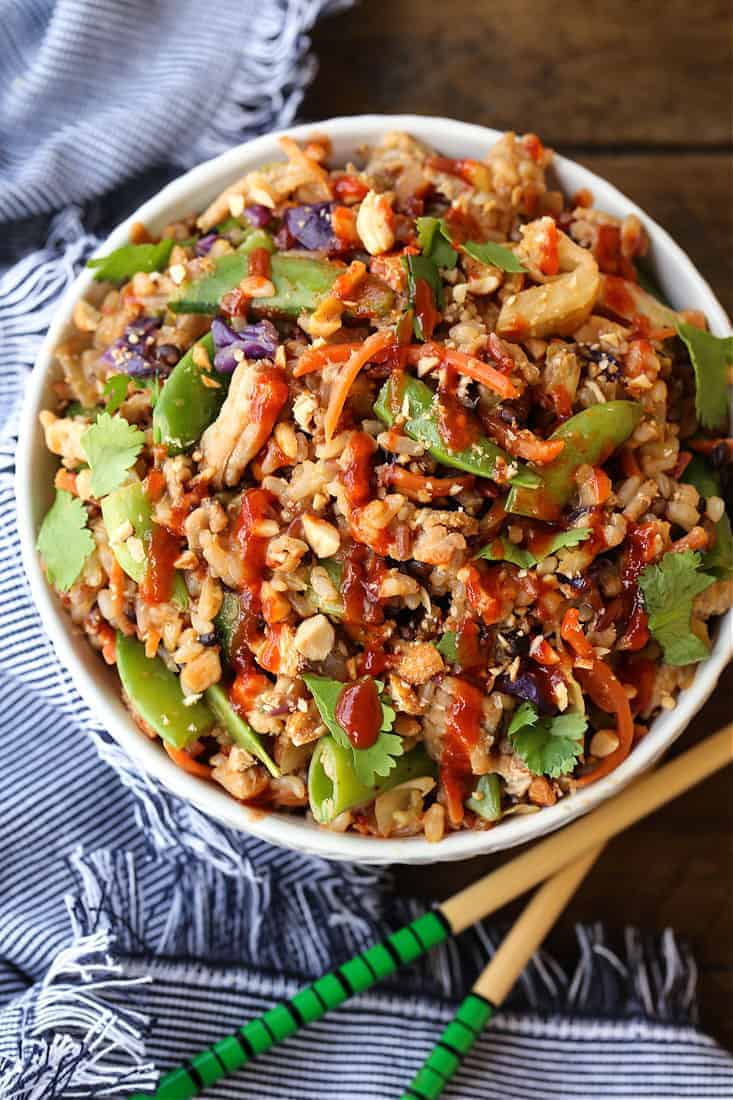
[1,2,732,1096]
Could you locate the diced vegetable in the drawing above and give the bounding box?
[507,701,587,778]
[476,527,591,567]
[116,633,214,749]
[506,400,644,520]
[210,318,279,372]
[204,683,279,777]
[374,374,541,486]
[153,332,227,454]
[306,558,344,618]
[308,738,436,824]
[462,239,526,273]
[466,773,502,820]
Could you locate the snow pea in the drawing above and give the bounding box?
[152,331,227,454]
[215,590,241,664]
[506,400,644,520]
[173,251,394,320]
[116,632,215,749]
[308,737,436,824]
[204,682,280,777]
[374,374,541,486]
[101,482,152,582]
[101,482,188,606]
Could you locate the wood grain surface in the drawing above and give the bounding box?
[303,0,733,1046]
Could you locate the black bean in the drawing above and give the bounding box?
[198,632,218,646]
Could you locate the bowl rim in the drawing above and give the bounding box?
[16,113,733,865]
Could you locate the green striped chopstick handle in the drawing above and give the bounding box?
[399,992,494,1100]
[132,910,450,1100]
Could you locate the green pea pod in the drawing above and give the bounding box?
[465,773,502,821]
[172,252,394,319]
[374,374,540,487]
[308,738,436,824]
[152,332,227,454]
[506,400,644,520]
[204,683,280,777]
[101,482,152,582]
[116,633,215,749]
[101,482,188,607]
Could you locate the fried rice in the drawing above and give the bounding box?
[36,128,733,841]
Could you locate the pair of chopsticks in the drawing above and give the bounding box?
[134,724,733,1100]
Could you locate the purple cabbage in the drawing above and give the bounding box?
[495,660,556,715]
[101,317,162,376]
[195,233,218,256]
[282,202,335,251]
[211,318,279,372]
[244,204,273,228]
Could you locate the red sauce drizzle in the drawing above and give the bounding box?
[441,678,483,826]
[248,246,272,279]
[454,619,484,670]
[342,543,385,626]
[335,678,382,749]
[233,488,274,648]
[617,522,657,651]
[414,277,438,340]
[167,480,208,536]
[139,524,181,604]
[341,431,376,508]
[437,365,480,452]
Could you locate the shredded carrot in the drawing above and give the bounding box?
[278,135,332,198]
[381,466,474,501]
[669,527,709,554]
[332,205,360,246]
[561,607,595,662]
[575,659,634,786]
[294,342,359,377]
[54,469,78,495]
[587,467,612,506]
[511,431,565,465]
[408,344,520,400]
[108,555,126,619]
[164,741,212,779]
[324,330,397,441]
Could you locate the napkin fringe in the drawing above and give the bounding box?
[182,0,354,169]
[0,918,155,1098]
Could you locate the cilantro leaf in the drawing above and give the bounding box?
[36,490,95,591]
[638,550,715,666]
[87,239,174,283]
[677,322,733,431]
[463,239,527,273]
[303,673,404,786]
[103,375,130,414]
[81,412,145,497]
[476,528,591,568]
[416,216,458,268]
[507,700,586,778]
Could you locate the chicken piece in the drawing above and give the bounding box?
[201,361,288,489]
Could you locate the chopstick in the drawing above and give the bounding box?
[398,844,604,1100]
[134,725,732,1100]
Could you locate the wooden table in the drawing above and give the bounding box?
[303,0,733,1045]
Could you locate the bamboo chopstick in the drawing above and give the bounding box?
[398,845,604,1100]
[134,724,732,1100]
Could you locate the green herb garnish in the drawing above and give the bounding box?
[462,239,527,273]
[638,550,715,666]
[507,701,587,778]
[36,490,95,591]
[676,322,733,431]
[81,412,145,497]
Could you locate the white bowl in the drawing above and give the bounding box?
[17,115,733,864]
